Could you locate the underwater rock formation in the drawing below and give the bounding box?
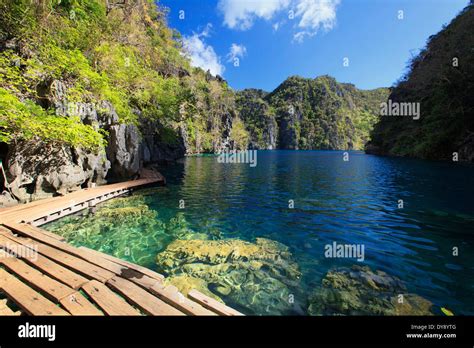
[307,265,433,316]
[164,275,224,303]
[44,190,211,267]
[156,238,303,315]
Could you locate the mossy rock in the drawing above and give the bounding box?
[156,237,303,315]
[164,275,224,303]
[308,266,433,316]
[95,204,157,221]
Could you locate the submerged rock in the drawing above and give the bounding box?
[156,238,303,315]
[45,192,206,267]
[164,274,223,303]
[94,204,156,222]
[307,265,433,316]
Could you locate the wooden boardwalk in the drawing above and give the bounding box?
[0,179,242,316]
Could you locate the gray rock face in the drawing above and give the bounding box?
[5,141,110,202]
[139,120,186,164]
[235,89,278,150]
[213,111,234,154]
[0,191,17,208]
[106,124,141,180]
[49,79,119,128]
[277,109,300,150]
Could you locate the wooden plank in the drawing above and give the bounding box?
[0,299,21,315]
[0,249,76,302]
[0,178,162,225]
[4,225,165,291]
[106,276,184,316]
[59,291,104,316]
[81,280,141,316]
[0,268,69,315]
[7,223,142,278]
[188,289,244,316]
[150,283,216,316]
[0,231,115,283]
[79,246,165,282]
[24,224,66,242]
[0,233,88,289]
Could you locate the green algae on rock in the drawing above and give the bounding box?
[307,265,433,316]
[156,238,303,315]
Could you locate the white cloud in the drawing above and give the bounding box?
[218,0,291,30]
[292,31,308,43]
[200,22,213,37]
[182,24,225,76]
[218,0,340,42]
[227,43,247,62]
[293,0,340,43]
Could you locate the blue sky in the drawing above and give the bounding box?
[159,0,469,91]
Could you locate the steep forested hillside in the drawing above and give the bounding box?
[0,0,247,202]
[0,0,389,205]
[366,4,474,161]
[238,76,389,150]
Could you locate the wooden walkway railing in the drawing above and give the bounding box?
[0,179,243,316]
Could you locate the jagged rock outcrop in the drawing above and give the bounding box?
[139,120,186,164]
[307,266,433,316]
[5,141,110,202]
[2,77,145,200]
[106,124,141,180]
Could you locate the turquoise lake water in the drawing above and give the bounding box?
[45,151,474,315]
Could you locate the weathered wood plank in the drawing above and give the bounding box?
[79,246,165,282]
[6,223,161,286]
[0,231,115,283]
[0,249,76,302]
[106,276,184,316]
[0,268,69,315]
[150,283,216,316]
[0,178,162,225]
[0,299,21,315]
[0,178,244,317]
[59,291,104,316]
[0,233,88,289]
[23,224,66,242]
[188,289,244,316]
[81,280,141,316]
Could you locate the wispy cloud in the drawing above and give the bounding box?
[218,0,340,42]
[227,43,247,62]
[218,0,291,30]
[182,24,225,76]
[293,0,340,43]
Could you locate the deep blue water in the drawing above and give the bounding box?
[47,150,474,315]
[156,150,474,314]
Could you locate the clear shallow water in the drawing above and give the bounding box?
[45,151,474,315]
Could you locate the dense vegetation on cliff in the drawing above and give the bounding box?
[237,77,389,150]
[0,0,389,161]
[366,4,474,161]
[0,0,244,156]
